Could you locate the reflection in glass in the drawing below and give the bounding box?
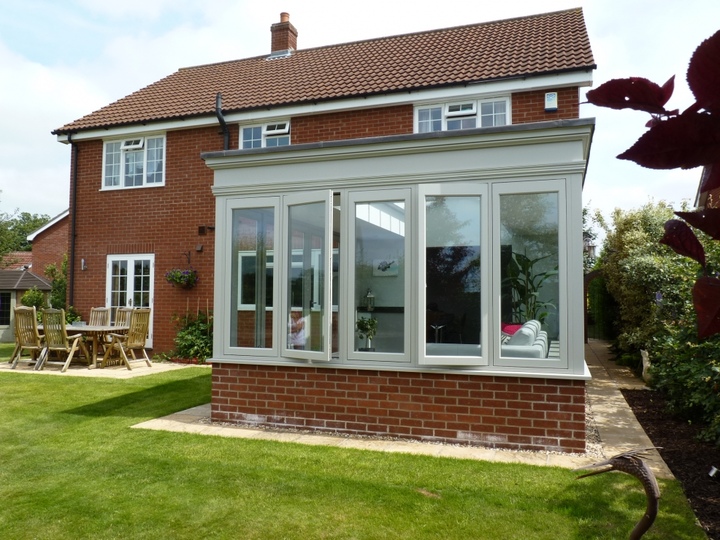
[354,201,405,353]
[231,208,274,348]
[425,196,481,357]
[499,192,559,359]
[286,201,326,353]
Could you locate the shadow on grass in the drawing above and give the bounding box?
[64,372,210,420]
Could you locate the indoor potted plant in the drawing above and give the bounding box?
[355,316,378,351]
[165,268,199,289]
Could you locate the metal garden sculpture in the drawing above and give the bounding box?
[576,448,661,539]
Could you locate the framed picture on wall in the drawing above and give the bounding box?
[373,259,398,277]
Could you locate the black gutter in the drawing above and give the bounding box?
[68,134,78,306]
[215,92,230,150]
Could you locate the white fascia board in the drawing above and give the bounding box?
[56,71,593,144]
[27,209,69,241]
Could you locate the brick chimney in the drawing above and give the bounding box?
[270,12,298,52]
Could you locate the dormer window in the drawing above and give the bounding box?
[416,98,509,133]
[103,135,165,189]
[242,121,291,149]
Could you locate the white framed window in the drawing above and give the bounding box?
[415,98,509,133]
[103,135,165,189]
[480,100,507,127]
[241,121,291,149]
[492,180,566,369]
[417,183,489,366]
[221,180,570,371]
[346,189,412,363]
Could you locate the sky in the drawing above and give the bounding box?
[1,0,718,235]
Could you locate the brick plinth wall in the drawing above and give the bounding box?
[211,364,587,453]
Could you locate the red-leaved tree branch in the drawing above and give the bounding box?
[586,29,720,338]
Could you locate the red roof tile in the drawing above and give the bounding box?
[54,8,595,135]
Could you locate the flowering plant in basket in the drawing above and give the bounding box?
[165,268,199,289]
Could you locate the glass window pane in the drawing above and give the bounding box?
[286,201,326,352]
[146,137,164,184]
[425,196,481,357]
[499,192,559,359]
[447,117,476,130]
[481,100,507,127]
[110,260,128,309]
[242,126,262,149]
[124,149,144,186]
[418,107,442,133]
[354,200,405,353]
[231,208,275,348]
[104,142,121,187]
[133,259,151,308]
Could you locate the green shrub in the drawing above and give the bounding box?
[45,254,68,309]
[171,310,213,362]
[650,324,720,444]
[21,287,46,310]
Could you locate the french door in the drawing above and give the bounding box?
[106,254,154,347]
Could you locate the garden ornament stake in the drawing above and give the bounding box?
[575,448,661,540]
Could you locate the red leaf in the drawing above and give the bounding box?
[698,164,720,194]
[692,276,720,338]
[687,29,720,114]
[618,111,720,169]
[585,77,674,114]
[675,207,720,240]
[660,219,706,267]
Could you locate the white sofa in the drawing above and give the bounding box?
[423,320,549,359]
[501,319,549,358]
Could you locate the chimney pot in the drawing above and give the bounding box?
[280,12,289,23]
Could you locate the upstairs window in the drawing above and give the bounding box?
[242,121,291,149]
[103,135,165,189]
[416,98,509,133]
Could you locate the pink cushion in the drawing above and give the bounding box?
[501,323,523,335]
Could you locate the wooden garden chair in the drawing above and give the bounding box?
[88,306,112,356]
[114,307,133,327]
[89,307,111,326]
[36,308,90,372]
[10,306,45,369]
[102,308,152,370]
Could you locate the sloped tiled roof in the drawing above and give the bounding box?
[0,270,52,291]
[54,8,595,135]
[0,252,33,270]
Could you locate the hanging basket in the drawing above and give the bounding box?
[165,268,199,289]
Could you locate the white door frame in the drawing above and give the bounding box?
[105,254,154,347]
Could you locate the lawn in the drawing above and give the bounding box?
[0,344,707,539]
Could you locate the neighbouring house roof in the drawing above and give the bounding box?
[53,8,595,135]
[0,270,52,291]
[0,252,33,270]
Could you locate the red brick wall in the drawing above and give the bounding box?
[512,87,580,124]
[292,105,414,144]
[211,364,586,453]
[68,126,234,352]
[30,217,69,280]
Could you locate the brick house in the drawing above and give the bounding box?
[54,9,596,452]
[26,210,70,282]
